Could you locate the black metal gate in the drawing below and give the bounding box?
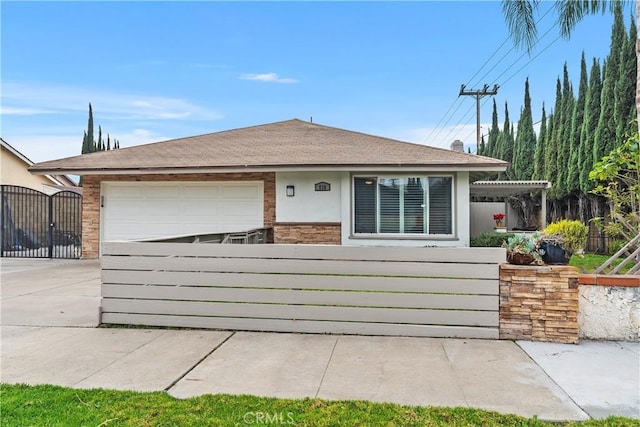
[1,185,82,259]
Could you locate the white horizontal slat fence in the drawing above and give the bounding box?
[101,242,505,338]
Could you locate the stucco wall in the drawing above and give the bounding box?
[275,171,342,222]
[579,285,640,341]
[1,146,59,192]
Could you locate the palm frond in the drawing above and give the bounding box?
[556,0,626,38]
[502,0,540,52]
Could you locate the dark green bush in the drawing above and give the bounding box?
[471,231,515,247]
[608,239,625,255]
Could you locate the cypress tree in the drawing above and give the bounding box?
[580,58,603,193]
[106,134,111,151]
[615,15,637,141]
[81,131,88,154]
[97,125,103,152]
[478,135,486,156]
[595,2,625,161]
[487,99,500,158]
[567,54,588,195]
[500,101,513,162]
[533,104,547,180]
[513,78,536,180]
[556,64,575,197]
[545,79,562,198]
[87,103,95,153]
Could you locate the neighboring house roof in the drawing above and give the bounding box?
[1,138,77,188]
[29,119,508,177]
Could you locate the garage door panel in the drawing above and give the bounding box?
[222,184,261,198]
[102,182,263,242]
[183,186,220,198]
[108,186,143,198]
[145,186,180,198]
[145,202,182,216]
[104,201,145,218]
[182,199,219,212]
[222,201,262,216]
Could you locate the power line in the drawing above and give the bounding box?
[424,3,557,147]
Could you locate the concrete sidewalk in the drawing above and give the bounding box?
[1,258,638,421]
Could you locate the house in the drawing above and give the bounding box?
[1,138,78,194]
[29,119,508,258]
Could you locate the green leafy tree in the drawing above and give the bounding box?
[589,133,640,237]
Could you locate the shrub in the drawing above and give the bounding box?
[471,231,515,247]
[543,220,588,255]
[608,239,625,255]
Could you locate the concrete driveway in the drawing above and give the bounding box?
[1,258,638,421]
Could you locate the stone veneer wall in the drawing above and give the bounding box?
[499,264,579,344]
[273,222,341,244]
[81,173,276,259]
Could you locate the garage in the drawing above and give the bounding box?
[101,181,264,242]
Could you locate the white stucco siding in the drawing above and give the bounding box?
[275,172,343,222]
[341,171,471,247]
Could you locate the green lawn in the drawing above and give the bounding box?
[2,384,638,426]
[569,253,634,274]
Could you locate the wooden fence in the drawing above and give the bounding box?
[101,243,505,339]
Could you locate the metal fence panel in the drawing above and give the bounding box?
[1,185,82,259]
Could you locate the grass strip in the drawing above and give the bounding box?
[2,383,638,426]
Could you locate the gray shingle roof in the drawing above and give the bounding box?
[29,119,508,174]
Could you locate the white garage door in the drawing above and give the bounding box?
[102,181,264,241]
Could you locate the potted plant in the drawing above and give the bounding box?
[502,232,543,265]
[541,220,588,264]
[493,212,506,232]
[538,234,570,265]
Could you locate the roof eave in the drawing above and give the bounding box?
[29,163,508,176]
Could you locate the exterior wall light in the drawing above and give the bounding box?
[286,185,295,197]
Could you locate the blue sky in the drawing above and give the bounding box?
[1,1,633,164]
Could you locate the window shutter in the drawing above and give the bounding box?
[354,177,376,233]
[428,177,452,234]
[404,177,425,233]
[379,179,400,233]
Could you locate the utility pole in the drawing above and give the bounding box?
[459,84,499,148]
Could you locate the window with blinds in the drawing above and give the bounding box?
[353,176,453,235]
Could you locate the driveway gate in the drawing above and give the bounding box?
[1,185,82,259]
